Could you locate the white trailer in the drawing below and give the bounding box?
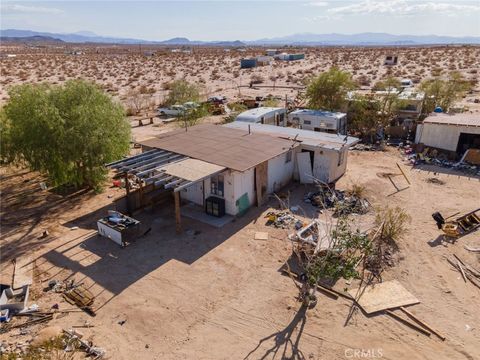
[288,109,347,135]
[97,211,141,247]
[235,107,286,126]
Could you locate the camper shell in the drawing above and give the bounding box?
[235,107,287,126]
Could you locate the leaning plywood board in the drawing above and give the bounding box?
[297,152,313,184]
[348,280,419,314]
[13,257,33,289]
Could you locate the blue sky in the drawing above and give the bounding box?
[1,1,479,40]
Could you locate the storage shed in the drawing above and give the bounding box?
[235,107,287,126]
[415,113,480,156]
[288,109,347,135]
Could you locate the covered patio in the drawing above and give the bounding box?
[106,150,226,232]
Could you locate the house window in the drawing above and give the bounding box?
[211,174,224,197]
[285,150,292,163]
[303,120,311,125]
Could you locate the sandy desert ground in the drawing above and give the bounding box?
[1,44,480,359]
[1,140,479,359]
[1,44,480,111]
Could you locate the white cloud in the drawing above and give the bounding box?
[1,4,64,15]
[306,1,329,7]
[327,0,480,17]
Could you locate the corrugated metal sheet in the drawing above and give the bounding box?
[139,124,297,172]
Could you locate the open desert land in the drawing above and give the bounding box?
[1,45,480,111]
[1,141,480,359]
[1,42,480,360]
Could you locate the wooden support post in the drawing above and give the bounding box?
[399,306,446,341]
[174,191,181,234]
[125,172,132,216]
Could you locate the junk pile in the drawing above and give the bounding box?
[304,188,370,216]
[265,211,304,230]
[48,279,96,316]
[404,145,480,176]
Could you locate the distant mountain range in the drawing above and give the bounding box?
[1,29,479,46]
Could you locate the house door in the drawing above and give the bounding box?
[297,151,314,184]
[254,161,268,206]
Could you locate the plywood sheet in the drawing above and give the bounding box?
[13,257,33,289]
[158,158,225,181]
[297,152,313,184]
[254,232,269,240]
[348,280,419,314]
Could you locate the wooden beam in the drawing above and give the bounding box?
[174,191,181,234]
[399,307,446,341]
[110,149,161,169]
[106,149,158,167]
[135,156,185,178]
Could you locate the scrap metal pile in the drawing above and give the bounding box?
[304,188,370,216]
[403,145,480,176]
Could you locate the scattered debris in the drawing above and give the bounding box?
[265,211,300,229]
[446,255,480,289]
[63,328,106,359]
[464,245,480,252]
[63,283,96,316]
[304,187,370,216]
[426,177,445,185]
[433,208,480,238]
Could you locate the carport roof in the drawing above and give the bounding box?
[139,124,297,172]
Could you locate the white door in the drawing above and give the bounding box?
[297,152,313,184]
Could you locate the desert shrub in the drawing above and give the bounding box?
[165,80,201,105]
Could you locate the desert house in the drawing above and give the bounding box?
[225,122,359,184]
[288,109,347,135]
[274,53,305,61]
[108,124,358,230]
[415,113,480,157]
[384,55,398,65]
[235,107,287,126]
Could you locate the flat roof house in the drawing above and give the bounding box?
[415,113,480,156]
[108,124,358,231]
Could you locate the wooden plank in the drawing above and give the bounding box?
[385,310,431,337]
[13,257,33,289]
[348,280,419,314]
[399,307,446,341]
[396,163,411,185]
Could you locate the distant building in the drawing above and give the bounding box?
[265,49,279,56]
[240,58,257,69]
[288,109,347,135]
[384,55,398,65]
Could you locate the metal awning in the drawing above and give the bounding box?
[106,150,225,192]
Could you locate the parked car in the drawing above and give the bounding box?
[183,102,200,110]
[207,96,227,105]
[157,105,186,117]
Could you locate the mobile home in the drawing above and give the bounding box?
[288,109,347,135]
[235,107,287,126]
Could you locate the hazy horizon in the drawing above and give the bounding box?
[1,0,479,41]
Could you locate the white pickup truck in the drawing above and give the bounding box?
[157,104,186,117]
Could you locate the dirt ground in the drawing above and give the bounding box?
[1,146,479,360]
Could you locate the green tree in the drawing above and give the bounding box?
[177,103,211,128]
[1,80,131,190]
[165,80,201,106]
[420,71,470,115]
[306,67,356,111]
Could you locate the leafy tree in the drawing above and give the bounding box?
[372,76,401,91]
[178,103,211,128]
[346,94,381,141]
[419,71,470,115]
[1,80,131,190]
[306,67,356,111]
[165,80,201,106]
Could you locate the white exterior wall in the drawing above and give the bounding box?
[181,180,206,206]
[416,123,480,152]
[300,145,348,183]
[267,151,295,193]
